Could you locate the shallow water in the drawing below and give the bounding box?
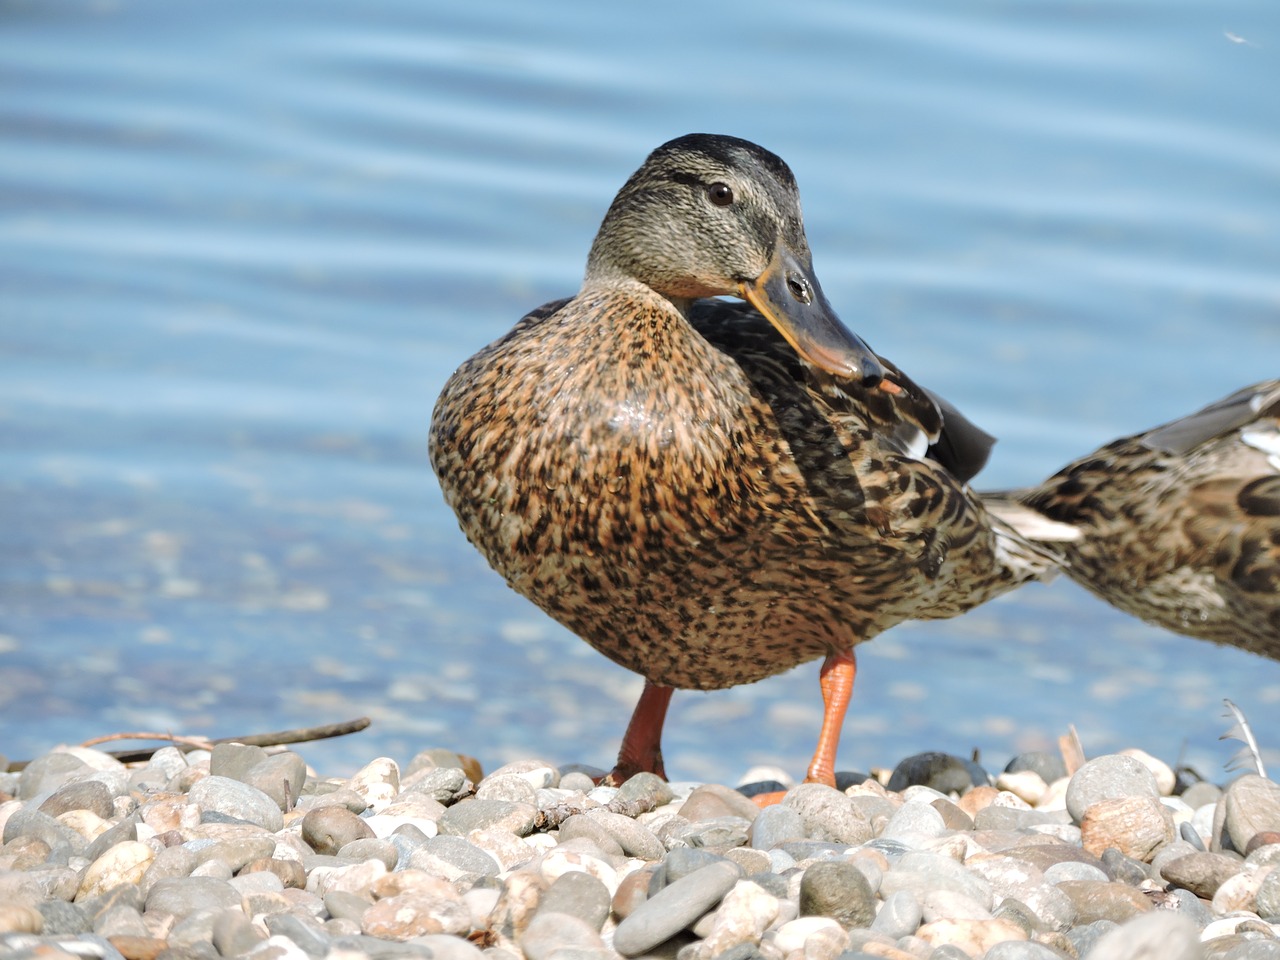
[2,0,1279,781]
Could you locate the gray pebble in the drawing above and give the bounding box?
[520,910,605,960]
[1065,755,1159,823]
[613,860,741,956]
[323,890,373,923]
[615,771,676,808]
[1167,888,1214,927]
[1005,751,1068,784]
[558,815,625,857]
[211,906,264,956]
[1083,910,1202,960]
[146,876,242,920]
[984,942,1067,960]
[264,911,332,955]
[1043,860,1109,884]
[1225,775,1280,853]
[889,852,993,907]
[18,752,92,800]
[886,751,988,794]
[669,815,751,850]
[93,903,150,938]
[661,847,730,887]
[37,899,90,935]
[798,859,876,927]
[191,836,277,874]
[559,771,597,793]
[210,742,270,781]
[302,805,375,855]
[1180,820,1207,851]
[38,780,115,820]
[1254,863,1280,918]
[538,870,612,930]
[1160,850,1244,899]
[870,888,922,939]
[782,783,873,845]
[586,809,665,860]
[242,751,309,811]
[417,834,501,877]
[476,773,539,805]
[437,798,536,837]
[406,766,470,804]
[1099,847,1153,885]
[140,844,198,895]
[1222,942,1280,960]
[84,816,138,864]
[189,775,283,831]
[3,806,86,857]
[336,837,399,870]
[880,801,946,842]
[930,945,976,960]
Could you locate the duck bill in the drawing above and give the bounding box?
[739,245,885,385]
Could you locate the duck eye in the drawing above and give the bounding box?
[707,182,734,207]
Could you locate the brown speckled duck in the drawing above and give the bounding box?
[993,380,1280,654]
[429,134,1060,786]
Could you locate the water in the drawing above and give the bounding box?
[2,0,1278,782]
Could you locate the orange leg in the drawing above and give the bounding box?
[805,649,856,786]
[604,681,674,785]
[753,649,857,807]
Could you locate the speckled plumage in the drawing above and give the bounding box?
[1005,381,1280,655]
[429,134,1057,780]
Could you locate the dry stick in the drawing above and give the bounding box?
[5,717,372,772]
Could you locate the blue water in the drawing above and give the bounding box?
[2,0,1278,782]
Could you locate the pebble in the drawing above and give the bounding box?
[4,744,1280,959]
[612,860,740,956]
[1064,755,1159,822]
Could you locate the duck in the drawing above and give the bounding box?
[988,381,1280,656]
[429,133,1062,787]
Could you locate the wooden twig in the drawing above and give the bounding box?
[5,717,371,772]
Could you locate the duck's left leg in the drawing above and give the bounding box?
[603,680,673,785]
[804,648,856,786]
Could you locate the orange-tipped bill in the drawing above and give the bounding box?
[739,242,885,387]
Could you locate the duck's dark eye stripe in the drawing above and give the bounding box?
[707,182,734,206]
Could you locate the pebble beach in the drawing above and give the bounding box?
[3,739,1280,960]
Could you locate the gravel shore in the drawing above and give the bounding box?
[2,740,1278,960]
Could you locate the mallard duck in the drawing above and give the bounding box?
[991,381,1280,655]
[430,134,1060,786]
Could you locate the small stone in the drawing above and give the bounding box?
[887,752,988,794]
[585,809,665,860]
[921,889,993,922]
[782,783,873,845]
[1160,851,1245,899]
[348,757,400,812]
[612,860,740,956]
[76,841,156,901]
[537,870,611,930]
[438,798,536,837]
[995,771,1049,807]
[263,912,331,955]
[1082,910,1202,960]
[242,752,309,812]
[415,834,501,878]
[241,857,306,889]
[488,871,549,945]
[84,817,139,865]
[189,776,284,831]
[476,774,538,805]
[612,864,657,920]
[615,771,675,808]
[558,815,625,857]
[361,890,470,939]
[38,780,116,820]
[871,888,922,939]
[211,907,265,956]
[0,904,43,933]
[301,805,375,855]
[698,880,779,957]
[1099,847,1152,885]
[519,910,606,959]
[1225,776,1280,853]
[210,742,270,781]
[1055,880,1153,924]
[916,918,1027,955]
[18,752,92,800]
[1065,755,1160,824]
[1080,796,1175,860]
[798,860,875,927]
[670,815,751,850]
[772,915,844,953]
[880,801,947,843]
[37,899,90,935]
[1212,866,1271,914]
[1005,752,1068,785]
[145,876,242,919]
[107,935,169,960]
[748,804,805,851]
[1117,748,1176,797]
[678,783,760,823]
[983,942,1069,960]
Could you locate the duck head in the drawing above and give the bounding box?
[585,133,884,387]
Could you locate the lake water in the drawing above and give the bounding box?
[2,0,1278,783]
